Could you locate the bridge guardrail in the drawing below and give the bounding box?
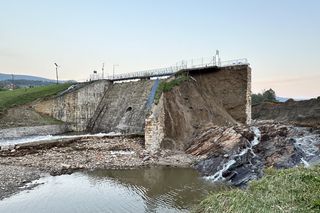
[89,57,249,81]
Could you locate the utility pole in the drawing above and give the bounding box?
[11,74,14,89]
[54,63,59,84]
[113,64,119,80]
[102,63,105,79]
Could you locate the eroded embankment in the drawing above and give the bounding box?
[252,97,320,128]
[146,65,251,151]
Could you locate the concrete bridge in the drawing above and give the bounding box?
[35,63,251,151]
[91,58,249,81]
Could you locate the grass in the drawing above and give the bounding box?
[0,83,73,112]
[154,73,189,104]
[195,166,320,213]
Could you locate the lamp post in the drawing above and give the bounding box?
[102,63,105,79]
[54,63,59,84]
[113,64,119,80]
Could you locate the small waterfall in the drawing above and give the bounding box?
[300,158,310,167]
[206,126,261,182]
[293,128,320,167]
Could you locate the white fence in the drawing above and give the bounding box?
[89,57,249,81]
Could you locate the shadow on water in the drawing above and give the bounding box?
[0,167,229,213]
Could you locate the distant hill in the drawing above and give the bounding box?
[276,97,289,102]
[0,73,76,88]
[276,96,307,102]
[0,73,55,82]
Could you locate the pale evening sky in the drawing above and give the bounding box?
[0,0,319,98]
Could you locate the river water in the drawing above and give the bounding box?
[0,132,121,146]
[0,167,223,213]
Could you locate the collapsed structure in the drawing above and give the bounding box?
[34,64,251,151]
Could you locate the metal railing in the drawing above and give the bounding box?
[89,57,249,81]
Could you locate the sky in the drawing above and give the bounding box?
[0,0,319,98]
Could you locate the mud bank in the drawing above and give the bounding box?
[0,136,196,200]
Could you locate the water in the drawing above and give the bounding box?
[292,127,320,166]
[0,132,121,146]
[206,126,261,181]
[0,167,221,213]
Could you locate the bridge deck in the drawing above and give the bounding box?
[92,58,248,82]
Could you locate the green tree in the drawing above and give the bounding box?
[262,89,276,102]
[252,88,277,105]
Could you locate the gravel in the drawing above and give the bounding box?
[0,165,43,200]
[0,136,196,200]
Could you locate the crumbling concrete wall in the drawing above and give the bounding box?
[88,80,154,134]
[34,80,111,131]
[33,65,251,147]
[145,65,251,152]
[144,96,165,151]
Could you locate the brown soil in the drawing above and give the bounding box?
[252,97,320,128]
[161,66,250,150]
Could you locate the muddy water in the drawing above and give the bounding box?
[0,167,223,213]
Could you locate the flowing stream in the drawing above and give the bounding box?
[0,132,121,146]
[293,127,320,167]
[205,127,261,182]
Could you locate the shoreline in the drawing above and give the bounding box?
[0,135,197,200]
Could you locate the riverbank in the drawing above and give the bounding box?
[0,135,196,200]
[0,165,43,200]
[195,165,320,213]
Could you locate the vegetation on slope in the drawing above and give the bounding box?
[0,83,73,112]
[195,166,320,213]
[154,73,189,104]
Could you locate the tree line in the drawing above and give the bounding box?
[252,88,277,105]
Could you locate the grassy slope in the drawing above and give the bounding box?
[196,166,320,213]
[0,83,72,112]
[154,74,189,104]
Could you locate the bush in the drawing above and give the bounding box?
[154,73,189,104]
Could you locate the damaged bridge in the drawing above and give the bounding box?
[34,59,251,151]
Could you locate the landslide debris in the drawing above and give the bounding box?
[252,97,320,128]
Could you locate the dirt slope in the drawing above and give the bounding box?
[154,65,251,150]
[252,97,320,128]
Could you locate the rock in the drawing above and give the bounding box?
[143,156,150,161]
[61,163,71,169]
[191,121,320,186]
[1,144,15,151]
[186,125,248,156]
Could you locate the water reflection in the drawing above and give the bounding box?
[0,167,223,213]
[86,167,219,211]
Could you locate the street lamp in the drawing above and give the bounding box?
[54,63,59,84]
[113,64,119,80]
